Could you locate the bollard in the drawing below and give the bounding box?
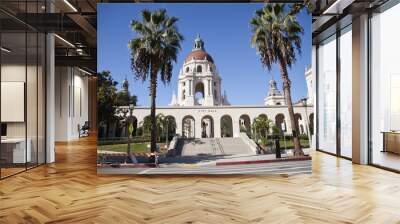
[275,139,281,158]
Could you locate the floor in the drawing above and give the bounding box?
[372,151,400,171]
[1,136,400,223]
[0,167,26,178]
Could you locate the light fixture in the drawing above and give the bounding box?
[78,67,92,76]
[54,34,75,48]
[322,0,355,15]
[63,0,78,12]
[1,47,11,53]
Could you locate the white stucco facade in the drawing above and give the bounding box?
[124,36,314,141]
[130,105,314,139]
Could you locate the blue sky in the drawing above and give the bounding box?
[98,3,311,106]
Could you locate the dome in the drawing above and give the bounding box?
[184,50,214,63]
[184,34,214,63]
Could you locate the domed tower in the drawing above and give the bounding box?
[264,79,286,106]
[176,35,225,106]
[122,78,129,92]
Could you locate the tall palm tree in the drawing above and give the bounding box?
[129,9,183,152]
[250,4,304,156]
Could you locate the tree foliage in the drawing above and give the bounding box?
[97,71,118,137]
[128,9,183,152]
[250,4,305,155]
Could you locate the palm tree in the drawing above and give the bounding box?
[254,116,272,138]
[250,4,304,156]
[129,9,183,152]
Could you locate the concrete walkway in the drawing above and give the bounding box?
[98,159,312,175]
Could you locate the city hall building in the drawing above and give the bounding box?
[128,36,314,141]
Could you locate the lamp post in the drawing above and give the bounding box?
[165,118,169,146]
[301,98,311,148]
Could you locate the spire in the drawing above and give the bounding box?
[222,90,230,105]
[122,78,129,92]
[193,34,205,51]
[268,79,281,96]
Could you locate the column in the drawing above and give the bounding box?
[311,45,317,150]
[176,117,182,137]
[208,79,211,96]
[46,32,55,163]
[233,116,240,137]
[352,14,369,164]
[215,116,221,138]
[195,117,202,139]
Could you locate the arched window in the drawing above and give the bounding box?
[182,90,186,100]
[194,82,205,105]
[196,65,202,73]
[209,66,213,72]
[186,67,189,72]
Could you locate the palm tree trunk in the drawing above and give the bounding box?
[150,70,158,153]
[278,56,304,156]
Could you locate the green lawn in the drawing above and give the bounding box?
[98,143,150,153]
[98,139,310,153]
[259,139,310,149]
[98,142,169,153]
[279,139,310,148]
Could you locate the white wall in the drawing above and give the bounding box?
[54,66,89,141]
[126,105,313,139]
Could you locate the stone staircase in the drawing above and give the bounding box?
[176,137,256,156]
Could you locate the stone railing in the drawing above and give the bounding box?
[239,132,259,154]
[168,135,179,151]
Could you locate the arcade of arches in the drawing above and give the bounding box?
[127,106,314,140]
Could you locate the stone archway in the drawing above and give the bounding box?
[164,115,177,140]
[254,114,270,138]
[258,114,268,120]
[129,116,138,137]
[201,115,214,138]
[239,114,251,133]
[300,124,305,135]
[141,115,152,136]
[275,114,286,133]
[309,113,314,135]
[294,113,302,134]
[182,115,195,138]
[194,82,205,105]
[220,115,233,138]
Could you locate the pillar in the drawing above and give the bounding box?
[46,30,55,163]
[195,117,202,139]
[233,116,240,137]
[215,116,221,138]
[352,14,369,164]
